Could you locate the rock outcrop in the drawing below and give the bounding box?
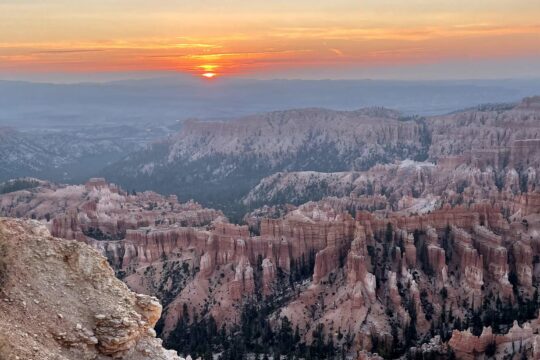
[0,218,183,360]
[0,179,222,245]
[448,319,540,359]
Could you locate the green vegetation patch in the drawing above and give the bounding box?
[0,178,40,194]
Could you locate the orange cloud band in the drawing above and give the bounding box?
[1,24,539,76]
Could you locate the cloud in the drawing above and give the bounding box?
[32,49,108,55]
[174,43,222,49]
[272,24,540,42]
[330,48,344,57]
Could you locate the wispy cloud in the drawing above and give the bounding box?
[0,22,539,76]
[271,24,540,42]
[174,43,222,49]
[329,48,344,57]
[32,49,108,55]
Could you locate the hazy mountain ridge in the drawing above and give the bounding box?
[0,125,170,183]
[427,96,540,160]
[104,97,540,213]
[103,107,431,213]
[3,78,540,130]
[243,97,540,207]
[3,78,540,211]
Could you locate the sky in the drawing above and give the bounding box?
[1,0,540,81]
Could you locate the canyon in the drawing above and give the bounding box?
[2,96,540,359]
[102,98,540,215]
[2,178,540,359]
[102,107,431,214]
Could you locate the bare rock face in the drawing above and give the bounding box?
[472,225,512,296]
[312,246,340,284]
[242,99,540,225]
[511,192,540,217]
[261,258,276,296]
[199,251,215,278]
[259,202,356,261]
[232,263,254,300]
[425,227,447,281]
[427,99,540,164]
[449,319,540,359]
[0,179,222,246]
[345,226,374,299]
[0,218,182,360]
[451,226,484,294]
[512,238,533,288]
[403,232,417,267]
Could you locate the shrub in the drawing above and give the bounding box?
[485,341,497,357]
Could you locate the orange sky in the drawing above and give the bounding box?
[1,0,540,79]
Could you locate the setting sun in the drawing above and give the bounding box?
[199,65,219,72]
[202,72,217,79]
[2,1,540,78]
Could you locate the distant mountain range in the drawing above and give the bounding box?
[2,76,540,217]
[0,125,169,183]
[2,77,540,129]
[102,97,540,217]
[101,107,430,216]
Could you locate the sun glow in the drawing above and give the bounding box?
[2,2,540,77]
[201,72,217,79]
[199,64,219,72]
